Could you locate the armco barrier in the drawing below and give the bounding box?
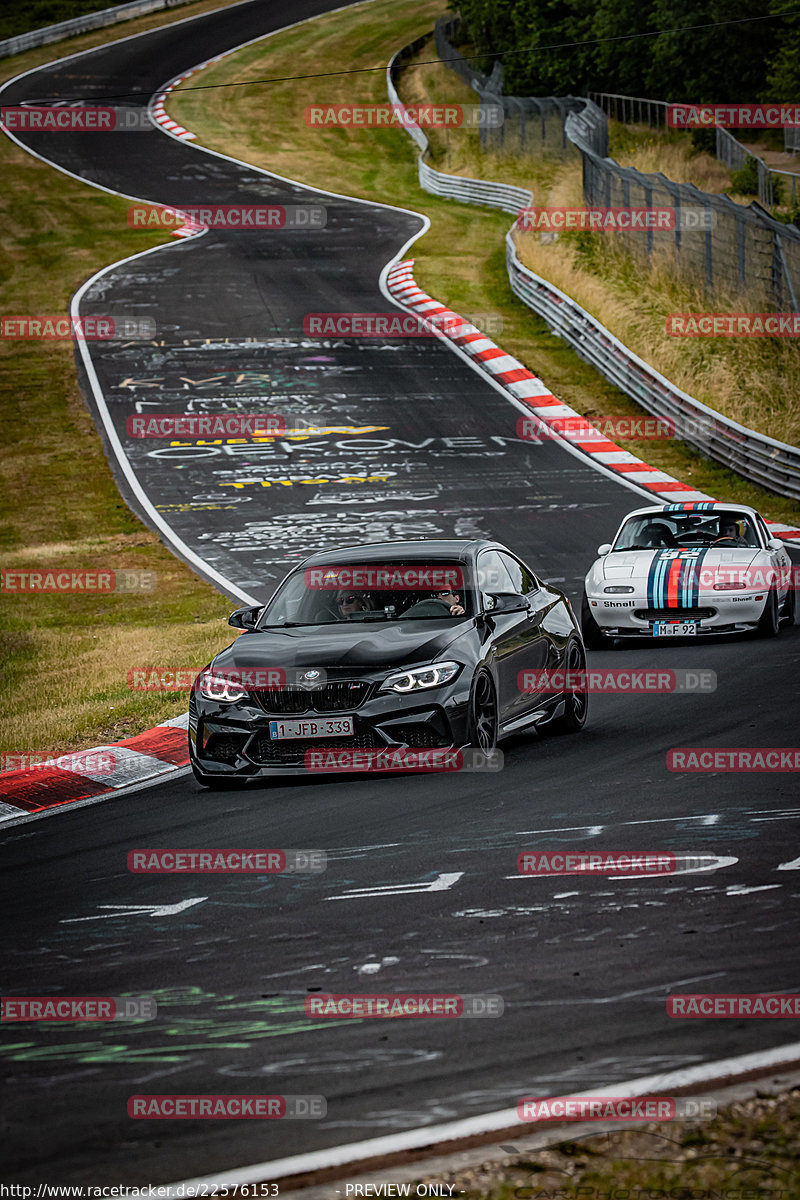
[0,0,196,60]
[386,43,531,215]
[387,33,800,502]
[506,237,800,500]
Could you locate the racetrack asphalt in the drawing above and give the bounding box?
[1,0,799,1184]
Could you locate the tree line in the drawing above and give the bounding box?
[453,0,800,102]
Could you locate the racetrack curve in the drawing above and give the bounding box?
[1,0,800,1184]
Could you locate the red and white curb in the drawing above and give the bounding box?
[386,260,800,541]
[0,713,189,822]
[149,55,229,235]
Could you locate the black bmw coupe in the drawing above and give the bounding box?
[189,539,587,787]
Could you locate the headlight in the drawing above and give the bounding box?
[196,669,248,703]
[380,662,461,694]
[603,585,634,594]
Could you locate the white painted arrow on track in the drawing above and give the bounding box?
[326,872,463,901]
[777,856,800,870]
[61,898,207,922]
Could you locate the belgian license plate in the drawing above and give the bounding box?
[268,717,354,740]
[652,621,698,637]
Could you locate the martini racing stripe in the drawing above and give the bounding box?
[647,549,710,610]
[662,501,718,512]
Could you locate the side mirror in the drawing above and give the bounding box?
[485,592,529,614]
[228,605,262,631]
[597,543,612,556]
[767,537,784,550]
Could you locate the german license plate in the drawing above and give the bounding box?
[268,717,354,740]
[652,621,698,637]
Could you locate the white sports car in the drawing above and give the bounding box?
[582,502,797,646]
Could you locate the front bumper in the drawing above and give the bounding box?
[189,677,472,778]
[588,591,770,636]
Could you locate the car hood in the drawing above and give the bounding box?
[601,547,760,581]
[212,619,471,673]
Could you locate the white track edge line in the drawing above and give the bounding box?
[165,1039,800,1189]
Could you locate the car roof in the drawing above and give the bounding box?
[296,539,493,568]
[620,502,763,520]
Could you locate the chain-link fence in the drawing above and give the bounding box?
[435,18,800,311]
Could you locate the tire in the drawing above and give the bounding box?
[191,760,250,789]
[541,638,588,735]
[581,593,608,650]
[467,669,499,752]
[756,590,780,638]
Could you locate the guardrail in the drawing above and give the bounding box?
[387,42,531,214]
[387,31,800,501]
[506,237,800,500]
[0,0,194,60]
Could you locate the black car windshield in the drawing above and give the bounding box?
[613,512,760,551]
[258,562,473,626]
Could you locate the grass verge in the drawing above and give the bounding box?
[168,6,800,527]
[0,0,253,758]
[410,1088,800,1198]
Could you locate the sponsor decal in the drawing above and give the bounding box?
[647,548,709,610]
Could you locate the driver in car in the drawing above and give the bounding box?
[402,587,466,618]
[713,516,748,546]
